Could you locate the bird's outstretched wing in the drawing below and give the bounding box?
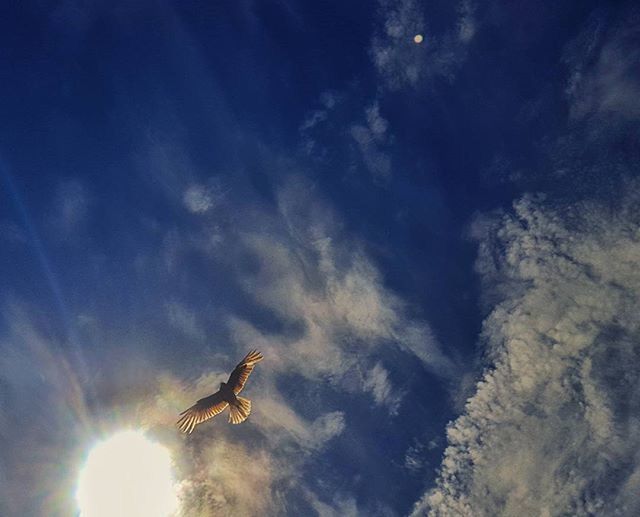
[226,349,263,394]
[177,391,229,434]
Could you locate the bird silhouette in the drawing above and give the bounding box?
[177,350,264,434]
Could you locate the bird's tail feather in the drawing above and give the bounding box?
[228,397,251,424]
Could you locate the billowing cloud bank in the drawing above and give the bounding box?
[415,185,640,516]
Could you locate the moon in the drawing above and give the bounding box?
[76,430,180,517]
[414,34,424,44]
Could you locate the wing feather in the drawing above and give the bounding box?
[226,349,263,394]
[176,391,228,434]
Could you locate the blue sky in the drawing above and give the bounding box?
[1,1,640,516]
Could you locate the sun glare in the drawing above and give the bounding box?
[76,430,180,517]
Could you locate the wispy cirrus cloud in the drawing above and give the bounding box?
[350,102,393,182]
[303,488,360,517]
[227,177,457,391]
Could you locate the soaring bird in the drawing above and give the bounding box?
[177,350,264,434]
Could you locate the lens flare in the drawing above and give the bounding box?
[76,430,179,517]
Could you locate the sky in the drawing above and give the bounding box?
[1,1,639,516]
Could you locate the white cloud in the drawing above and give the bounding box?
[304,488,359,517]
[176,439,284,517]
[371,0,477,90]
[350,102,392,181]
[414,185,640,516]
[366,103,389,137]
[371,0,426,89]
[300,109,328,132]
[299,91,340,132]
[364,362,403,414]
[183,179,228,214]
[183,184,215,213]
[311,411,346,447]
[299,90,343,159]
[404,438,430,474]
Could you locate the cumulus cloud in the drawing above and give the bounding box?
[371,0,477,90]
[414,184,640,516]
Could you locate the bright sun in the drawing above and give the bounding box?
[76,430,180,517]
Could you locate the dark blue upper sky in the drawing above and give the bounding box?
[1,1,639,516]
